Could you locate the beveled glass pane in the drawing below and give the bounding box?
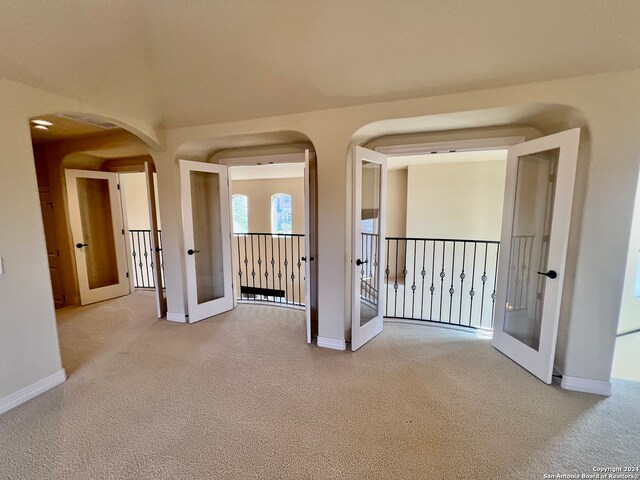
[77,178,119,290]
[360,160,381,326]
[191,171,225,304]
[503,148,559,351]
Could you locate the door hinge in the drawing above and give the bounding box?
[117,183,121,190]
[122,229,125,235]
[126,272,129,278]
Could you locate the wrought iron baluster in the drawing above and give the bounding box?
[449,241,456,324]
[385,238,390,317]
[136,231,144,288]
[394,238,399,317]
[480,243,489,328]
[459,242,466,325]
[411,240,417,319]
[271,235,276,302]
[236,234,243,300]
[277,235,283,303]
[402,239,408,318]
[290,236,296,304]
[430,240,435,320]
[420,239,426,320]
[491,244,500,326]
[469,242,477,327]
[439,241,446,323]
[283,235,289,304]
[297,235,302,306]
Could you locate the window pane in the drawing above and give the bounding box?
[271,194,292,234]
[232,194,248,233]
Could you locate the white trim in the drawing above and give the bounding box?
[0,369,67,415]
[317,336,347,350]
[167,312,188,323]
[217,152,316,167]
[561,375,612,396]
[375,136,525,157]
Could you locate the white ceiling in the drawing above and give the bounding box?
[2,1,640,128]
[389,150,507,170]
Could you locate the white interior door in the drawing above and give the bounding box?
[180,160,234,323]
[492,128,580,383]
[66,169,130,305]
[145,162,166,318]
[351,146,387,350]
[304,150,312,343]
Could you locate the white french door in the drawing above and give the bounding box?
[351,146,387,351]
[492,128,580,383]
[180,160,234,323]
[304,150,312,343]
[66,169,130,305]
[145,161,166,318]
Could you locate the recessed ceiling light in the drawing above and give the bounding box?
[32,119,53,126]
[34,125,49,130]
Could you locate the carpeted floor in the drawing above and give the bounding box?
[1,291,638,479]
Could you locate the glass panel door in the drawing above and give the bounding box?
[503,149,558,351]
[66,170,130,305]
[180,160,234,323]
[351,146,387,351]
[492,129,580,383]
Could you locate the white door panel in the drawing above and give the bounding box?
[492,128,580,383]
[66,169,130,305]
[351,146,387,350]
[180,160,234,323]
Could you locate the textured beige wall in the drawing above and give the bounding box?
[0,78,159,405]
[385,169,407,237]
[405,160,506,241]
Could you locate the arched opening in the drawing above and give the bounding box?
[346,104,591,386]
[29,112,163,375]
[171,131,318,343]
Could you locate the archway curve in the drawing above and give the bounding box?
[173,129,315,163]
[29,110,160,151]
[344,102,591,345]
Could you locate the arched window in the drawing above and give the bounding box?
[232,194,248,233]
[271,193,292,234]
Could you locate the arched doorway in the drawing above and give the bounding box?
[29,112,164,373]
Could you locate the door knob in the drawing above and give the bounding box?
[76,243,88,249]
[187,249,200,255]
[356,259,368,266]
[537,270,557,279]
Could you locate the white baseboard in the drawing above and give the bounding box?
[317,336,346,350]
[167,312,188,323]
[0,369,67,415]
[561,375,611,396]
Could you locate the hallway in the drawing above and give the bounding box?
[1,293,638,479]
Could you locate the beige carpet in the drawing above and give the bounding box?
[1,292,638,479]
